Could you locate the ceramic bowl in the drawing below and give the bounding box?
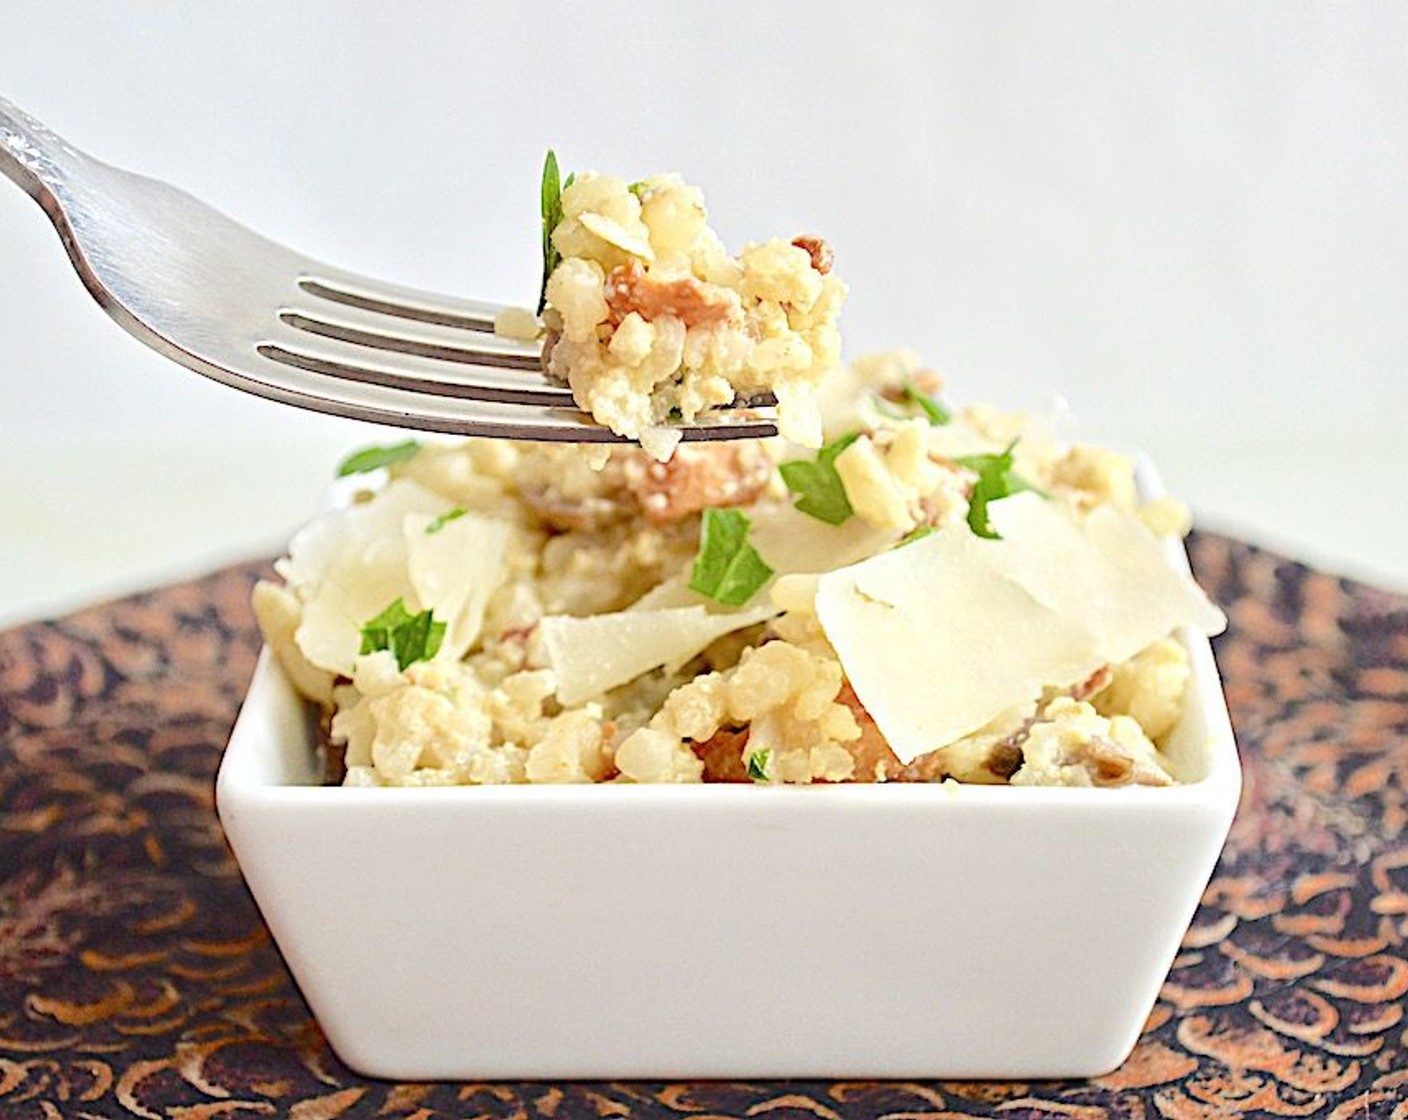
[216,460,1240,1080]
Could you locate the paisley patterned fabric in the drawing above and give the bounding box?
[1,533,1406,1119]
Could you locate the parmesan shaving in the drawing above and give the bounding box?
[747,501,900,575]
[627,574,707,612]
[404,510,512,660]
[277,478,447,594]
[988,496,1227,663]
[286,479,468,675]
[295,547,415,676]
[814,493,1225,762]
[541,603,776,706]
[626,500,899,615]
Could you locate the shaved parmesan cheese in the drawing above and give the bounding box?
[404,511,512,660]
[579,212,655,261]
[747,501,900,576]
[924,424,1005,461]
[277,479,447,594]
[542,603,775,706]
[296,545,415,676]
[251,580,334,706]
[290,479,457,675]
[923,407,1066,474]
[626,500,898,616]
[987,496,1226,664]
[814,493,1225,762]
[627,574,709,612]
[817,531,1099,761]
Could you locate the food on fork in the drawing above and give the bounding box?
[496,154,846,460]
[253,346,1226,789]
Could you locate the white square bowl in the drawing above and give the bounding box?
[216,632,1238,1082]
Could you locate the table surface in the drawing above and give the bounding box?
[2,532,1407,1118]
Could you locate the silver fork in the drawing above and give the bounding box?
[0,97,777,443]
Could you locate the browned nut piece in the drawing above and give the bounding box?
[791,235,834,275]
[605,259,735,328]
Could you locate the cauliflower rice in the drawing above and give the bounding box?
[254,348,1225,789]
[497,165,846,460]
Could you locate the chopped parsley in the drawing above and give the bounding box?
[896,524,936,548]
[425,507,467,534]
[359,598,445,671]
[746,748,772,783]
[872,377,951,428]
[778,431,861,526]
[538,150,574,313]
[336,440,421,478]
[874,377,951,426]
[688,508,774,607]
[954,441,1044,540]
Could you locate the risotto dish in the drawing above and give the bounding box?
[253,156,1226,790]
[254,349,1225,789]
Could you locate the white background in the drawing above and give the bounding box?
[1,3,1405,626]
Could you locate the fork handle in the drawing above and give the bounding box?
[0,96,82,212]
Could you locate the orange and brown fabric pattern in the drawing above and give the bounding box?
[2,534,1407,1118]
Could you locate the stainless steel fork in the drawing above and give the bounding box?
[0,97,777,443]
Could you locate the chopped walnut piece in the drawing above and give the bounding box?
[318,706,346,784]
[540,329,560,371]
[835,682,903,781]
[690,726,751,782]
[900,716,1035,784]
[620,443,775,525]
[984,741,1024,781]
[518,488,631,533]
[836,679,1036,784]
[790,235,834,276]
[909,368,944,396]
[1071,665,1113,702]
[877,367,944,401]
[1084,738,1137,786]
[518,443,774,531]
[605,258,735,328]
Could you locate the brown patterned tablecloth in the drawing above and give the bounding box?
[2,533,1407,1118]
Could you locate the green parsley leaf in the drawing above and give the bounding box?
[746,748,772,783]
[688,508,775,607]
[896,525,936,548]
[778,431,861,525]
[359,598,446,671]
[873,377,951,426]
[425,507,467,534]
[538,151,573,314]
[336,440,421,478]
[953,440,1045,540]
[905,378,952,425]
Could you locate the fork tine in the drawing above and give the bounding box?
[299,271,509,332]
[239,342,778,442]
[274,302,561,400]
[279,307,542,371]
[258,331,574,406]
